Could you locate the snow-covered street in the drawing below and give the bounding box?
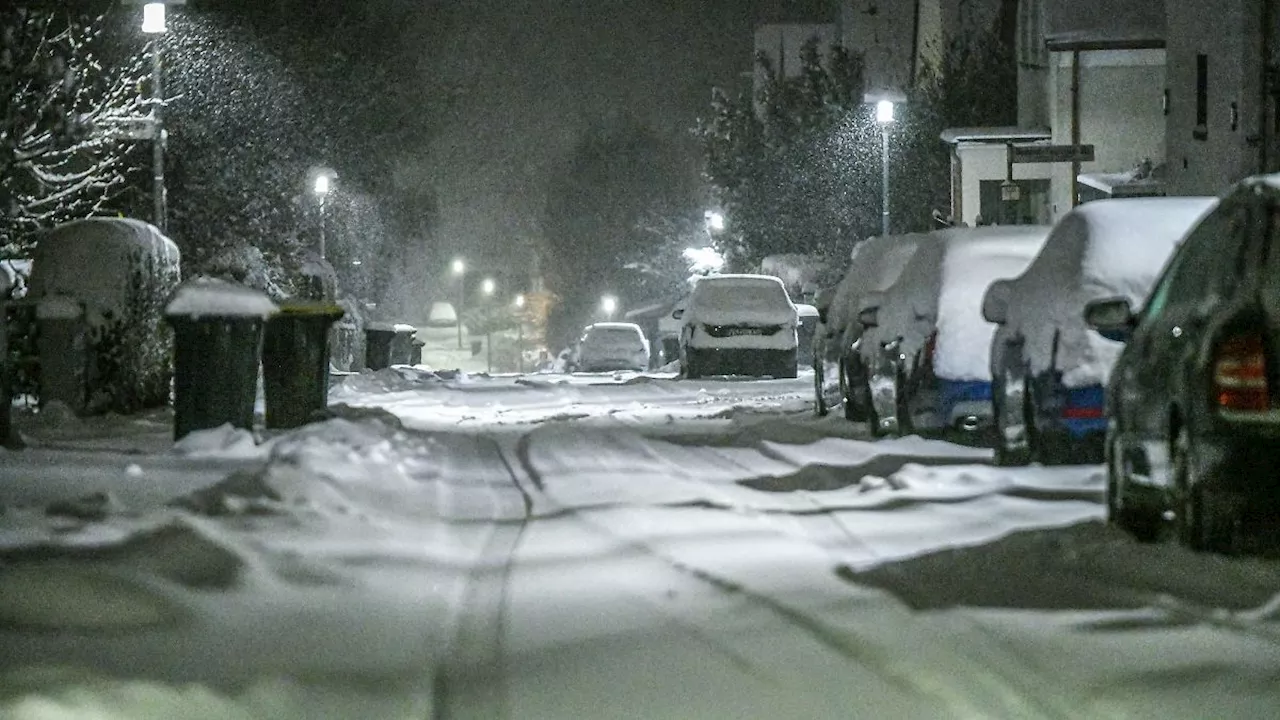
[2,370,1279,719]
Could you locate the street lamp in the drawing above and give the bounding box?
[514,294,526,373]
[704,210,725,233]
[601,295,618,319]
[125,0,186,232]
[480,278,496,373]
[875,99,895,236]
[313,171,333,259]
[450,258,466,348]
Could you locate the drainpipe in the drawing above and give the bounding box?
[1071,49,1082,207]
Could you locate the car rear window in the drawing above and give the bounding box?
[693,278,790,312]
[587,327,642,344]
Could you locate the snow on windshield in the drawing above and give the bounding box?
[933,227,1051,381]
[586,325,644,346]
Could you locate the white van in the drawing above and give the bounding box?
[676,274,798,379]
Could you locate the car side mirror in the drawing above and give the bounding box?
[982,279,1011,324]
[1084,297,1135,343]
[858,306,879,328]
[672,308,684,320]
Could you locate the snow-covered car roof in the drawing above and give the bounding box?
[796,303,819,318]
[1000,197,1217,387]
[827,233,932,332]
[585,322,645,332]
[867,226,1051,381]
[688,274,796,326]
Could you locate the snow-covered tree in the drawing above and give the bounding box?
[0,8,146,256]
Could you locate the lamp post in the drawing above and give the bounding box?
[876,99,895,236]
[514,293,526,374]
[127,1,185,232]
[481,277,495,373]
[601,295,618,320]
[313,173,331,259]
[451,258,465,349]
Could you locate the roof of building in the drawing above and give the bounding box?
[1077,162,1166,196]
[940,127,1052,144]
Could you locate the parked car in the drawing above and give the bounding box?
[858,225,1051,438]
[985,197,1217,466]
[572,322,650,372]
[676,274,798,379]
[810,233,929,417]
[1087,176,1280,553]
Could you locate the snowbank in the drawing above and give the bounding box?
[1001,197,1215,386]
[29,218,181,415]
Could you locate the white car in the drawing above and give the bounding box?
[675,274,799,379]
[572,322,650,372]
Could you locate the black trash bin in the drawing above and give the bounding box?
[365,323,397,371]
[410,339,425,366]
[391,324,418,365]
[165,280,277,441]
[262,302,344,429]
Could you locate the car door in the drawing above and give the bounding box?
[1126,201,1250,461]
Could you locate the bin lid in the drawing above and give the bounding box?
[275,300,345,320]
[368,321,418,333]
[165,278,278,319]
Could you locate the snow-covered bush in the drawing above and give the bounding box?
[28,218,180,414]
[197,242,290,301]
[299,253,337,301]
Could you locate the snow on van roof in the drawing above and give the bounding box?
[588,322,643,330]
[827,233,931,333]
[694,273,786,286]
[934,226,1052,381]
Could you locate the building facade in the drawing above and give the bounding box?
[1164,0,1280,195]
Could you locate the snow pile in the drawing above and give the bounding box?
[933,226,1051,380]
[686,274,797,326]
[29,218,182,415]
[172,423,265,459]
[1001,197,1215,387]
[165,278,279,318]
[423,301,458,327]
[1,258,30,299]
[330,366,443,398]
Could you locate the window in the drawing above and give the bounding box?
[1142,203,1244,321]
[1194,53,1209,140]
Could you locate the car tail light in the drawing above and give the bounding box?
[1213,333,1270,412]
[1060,406,1104,420]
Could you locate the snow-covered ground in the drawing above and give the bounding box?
[1,368,1277,718]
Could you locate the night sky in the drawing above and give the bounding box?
[396,0,836,272]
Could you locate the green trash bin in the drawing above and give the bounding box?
[165,280,277,441]
[262,302,344,429]
[365,323,396,370]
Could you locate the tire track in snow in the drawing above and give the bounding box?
[430,436,533,720]
[510,427,1076,719]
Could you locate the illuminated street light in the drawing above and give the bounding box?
[141,3,166,33]
[875,95,896,234]
[312,170,334,259]
[601,295,618,318]
[451,257,465,276]
[481,277,496,296]
[515,294,526,308]
[705,210,725,232]
[313,174,330,196]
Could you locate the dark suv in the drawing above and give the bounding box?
[1087,176,1280,553]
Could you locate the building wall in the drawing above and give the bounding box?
[1164,0,1272,196]
[954,144,1054,225]
[1047,49,1166,219]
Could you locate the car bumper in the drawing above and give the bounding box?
[687,347,794,376]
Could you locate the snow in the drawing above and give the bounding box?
[165,278,279,319]
[1000,197,1216,386]
[685,274,797,327]
[577,323,650,365]
[933,226,1052,380]
[825,233,930,353]
[795,303,818,318]
[1,258,30,299]
[1,371,1278,717]
[424,301,457,327]
[367,322,418,333]
[30,218,180,329]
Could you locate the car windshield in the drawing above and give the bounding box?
[5,3,1277,718]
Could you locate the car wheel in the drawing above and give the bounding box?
[1107,427,1160,542]
[993,371,1031,466]
[1172,428,1234,553]
[813,361,828,417]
